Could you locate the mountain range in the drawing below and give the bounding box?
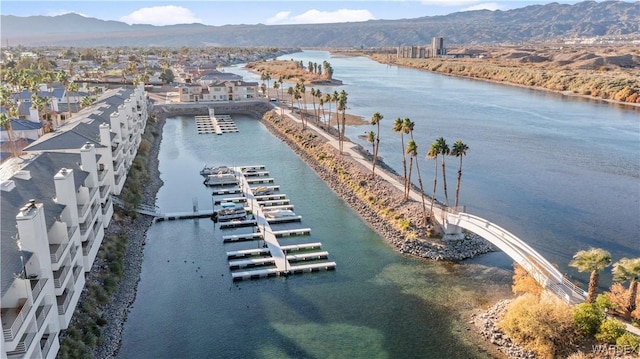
[1,1,639,47]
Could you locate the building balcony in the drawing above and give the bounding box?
[99,185,111,201]
[49,240,71,264]
[34,303,52,332]
[72,266,83,283]
[53,262,71,290]
[40,332,57,359]
[56,288,74,316]
[30,278,48,303]
[1,297,32,342]
[5,329,36,358]
[97,167,109,183]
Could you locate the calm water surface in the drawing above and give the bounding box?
[229,51,640,275]
[119,51,639,357]
[118,116,511,358]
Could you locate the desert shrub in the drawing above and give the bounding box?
[499,293,578,358]
[616,332,640,352]
[595,318,626,343]
[574,303,604,336]
[511,263,543,296]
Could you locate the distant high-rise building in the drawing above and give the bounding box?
[432,37,446,57]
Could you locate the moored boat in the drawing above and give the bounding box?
[200,165,231,177]
[263,208,296,219]
[204,173,238,186]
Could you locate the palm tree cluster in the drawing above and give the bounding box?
[570,248,640,320]
[389,118,469,221]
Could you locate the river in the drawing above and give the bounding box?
[117,51,638,358]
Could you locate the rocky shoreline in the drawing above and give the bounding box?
[259,110,496,262]
[472,299,537,359]
[92,114,166,359]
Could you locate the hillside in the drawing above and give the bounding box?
[1,1,639,47]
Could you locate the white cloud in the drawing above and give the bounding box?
[462,2,503,11]
[120,6,202,26]
[266,9,375,25]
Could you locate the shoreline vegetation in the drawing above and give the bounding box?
[358,50,639,109]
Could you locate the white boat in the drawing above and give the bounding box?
[203,173,238,186]
[213,203,247,221]
[253,186,272,195]
[200,165,231,177]
[263,209,296,219]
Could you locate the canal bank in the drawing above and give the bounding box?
[258,108,496,261]
[113,109,513,358]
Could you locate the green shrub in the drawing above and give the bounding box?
[616,332,640,352]
[595,318,626,344]
[574,303,603,336]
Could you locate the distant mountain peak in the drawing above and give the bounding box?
[1,1,638,47]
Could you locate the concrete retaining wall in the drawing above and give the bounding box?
[153,101,271,119]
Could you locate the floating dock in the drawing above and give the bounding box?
[195,110,239,135]
[210,165,335,281]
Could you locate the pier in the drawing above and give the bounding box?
[194,108,239,135]
[211,165,335,281]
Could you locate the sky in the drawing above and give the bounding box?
[0,1,624,26]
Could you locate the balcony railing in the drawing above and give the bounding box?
[82,233,96,256]
[77,202,90,219]
[97,168,109,182]
[40,332,57,358]
[35,303,52,331]
[2,297,32,341]
[88,186,98,202]
[49,240,70,264]
[56,288,74,315]
[67,225,78,241]
[30,278,48,302]
[72,266,83,282]
[53,263,71,289]
[6,330,36,357]
[99,185,110,200]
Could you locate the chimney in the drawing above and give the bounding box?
[16,200,50,260]
[80,142,98,185]
[54,168,79,224]
[99,123,111,147]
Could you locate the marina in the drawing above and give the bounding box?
[194,108,239,135]
[206,164,336,281]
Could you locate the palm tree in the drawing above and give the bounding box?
[55,70,73,120]
[436,137,451,207]
[67,82,79,119]
[338,90,348,154]
[367,130,376,170]
[309,87,318,123]
[402,118,415,198]
[407,139,428,224]
[324,93,333,127]
[332,90,339,135]
[569,248,612,303]
[393,118,408,197]
[273,81,280,100]
[451,140,469,210]
[370,112,383,178]
[0,113,18,158]
[427,141,440,215]
[612,257,640,320]
[287,86,294,112]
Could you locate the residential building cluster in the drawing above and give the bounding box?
[174,67,259,103]
[0,83,148,358]
[397,37,447,59]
